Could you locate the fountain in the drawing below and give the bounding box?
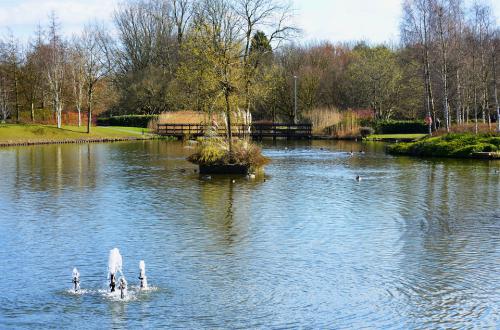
[108,248,123,294]
[118,277,127,299]
[72,268,80,292]
[138,260,148,289]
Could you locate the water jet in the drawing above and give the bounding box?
[108,248,123,293]
[72,268,80,292]
[138,260,148,289]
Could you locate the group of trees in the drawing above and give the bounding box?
[0,0,498,132]
[0,14,111,132]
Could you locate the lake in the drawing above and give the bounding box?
[0,140,499,329]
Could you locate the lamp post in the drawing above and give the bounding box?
[293,75,298,124]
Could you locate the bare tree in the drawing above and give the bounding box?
[46,12,65,129]
[492,29,500,132]
[402,0,437,134]
[0,40,9,122]
[3,32,22,123]
[234,0,297,114]
[78,23,113,133]
[69,43,85,127]
[173,0,192,45]
[434,1,453,131]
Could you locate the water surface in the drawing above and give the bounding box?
[0,140,499,329]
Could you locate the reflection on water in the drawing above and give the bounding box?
[0,140,499,329]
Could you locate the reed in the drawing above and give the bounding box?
[303,107,360,138]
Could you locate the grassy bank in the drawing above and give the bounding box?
[387,133,500,159]
[365,134,427,142]
[0,124,157,147]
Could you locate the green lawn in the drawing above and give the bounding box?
[365,134,428,141]
[0,124,154,145]
[387,133,500,158]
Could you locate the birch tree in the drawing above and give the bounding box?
[402,0,437,133]
[69,44,85,127]
[46,13,65,129]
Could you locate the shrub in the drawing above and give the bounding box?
[375,120,428,134]
[387,133,500,158]
[359,127,374,137]
[188,137,270,170]
[97,115,158,128]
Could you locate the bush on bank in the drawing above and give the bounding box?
[387,133,500,158]
[374,120,428,134]
[97,115,158,128]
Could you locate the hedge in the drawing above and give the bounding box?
[97,115,158,128]
[375,120,428,134]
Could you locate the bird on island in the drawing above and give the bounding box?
[356,175,362,182]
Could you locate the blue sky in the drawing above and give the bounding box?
[0,0,499,44]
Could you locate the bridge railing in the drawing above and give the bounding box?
[157,123,312,139]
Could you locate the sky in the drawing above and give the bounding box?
[0,0,499,44]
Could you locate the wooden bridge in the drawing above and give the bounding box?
[157,123,312,140]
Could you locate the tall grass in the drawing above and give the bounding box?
[149,110,253,134]
[437,123,498,135]
[303,107,360,138]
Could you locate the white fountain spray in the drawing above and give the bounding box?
[118,276,128,299]
[138,260,148,289]
[72,268,80,292]
[108,248,124,294]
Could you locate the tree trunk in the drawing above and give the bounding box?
[31,101,35,122]
[493,48,500,133]
[456,69,462,125]
[14,68,19,123]
[77,104,81,127]
[87,88,93,134]
[224,90,233,158]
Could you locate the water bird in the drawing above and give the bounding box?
[349,151,354,156]
[356,175,362,182]
[247,174,256,180]
[202,175,212,180]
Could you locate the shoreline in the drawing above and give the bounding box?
[0,136,158,148]
[387,133,500,160]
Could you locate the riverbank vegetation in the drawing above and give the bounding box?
[387,133,500,158]
[0,0,498,144]
[187,136,270,171]
[365,134,428,142]
[0,124,154,146]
